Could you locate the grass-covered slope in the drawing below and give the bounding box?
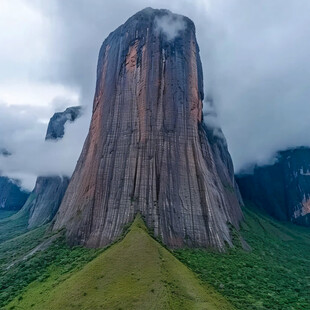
[7,216,234,310]
[0,208,99,308]
[1,206,309,310]
[0,210,29,244]
[0,230,99,308]
[175,205,310,310]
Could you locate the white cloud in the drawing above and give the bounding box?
[154,12,186,41]
[0,81,79,107]
[198,0,310,170]
[0,0,51,81]
[0,104,90,190]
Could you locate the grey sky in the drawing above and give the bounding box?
[0,0,310,189]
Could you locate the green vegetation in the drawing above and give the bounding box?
[0,194,38,244]
[0,211,29,244]
[0,223,99,308]
[175,206,310,310]
[1,205,309,309]
[0,226,46,268]
[7,216,234,310]
[0,211,16,220]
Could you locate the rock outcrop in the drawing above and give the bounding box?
[237,147,310,227]
[27,176,69,228]
[45,106,81,140]
[53,8,243,250]
[0,149,29,211]
[0,177,29,211]
[203,123,244,207]
[22,107,81,228]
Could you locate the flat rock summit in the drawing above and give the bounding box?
[53,8,243,250]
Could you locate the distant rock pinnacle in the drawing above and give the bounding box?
[22,106,81,228]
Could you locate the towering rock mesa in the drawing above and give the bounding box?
[53,8,243,250]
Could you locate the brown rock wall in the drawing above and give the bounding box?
[53,8,243,250]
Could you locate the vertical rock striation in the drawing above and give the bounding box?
[237,147,310,227]
[53,8,242,250]
[27,176,69,228]
[22,107,81,228]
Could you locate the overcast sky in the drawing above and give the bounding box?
[0,0,310,189]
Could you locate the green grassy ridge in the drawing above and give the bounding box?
[6,216,234,310]
[175,206,310,310]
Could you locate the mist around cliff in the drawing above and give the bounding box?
[1,0,310,188]
[0,104,90,190]
[154,11,186,41]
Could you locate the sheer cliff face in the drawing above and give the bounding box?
[53,8,243,250]
[23,107,81,228]
[0,150,29,211]
[27,176,69,228]
[237,147,310,227]
[0,177,29,211]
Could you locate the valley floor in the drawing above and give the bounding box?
[175,206,310,309]
[0,206,309,310]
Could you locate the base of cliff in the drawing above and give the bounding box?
[6,216,234,310]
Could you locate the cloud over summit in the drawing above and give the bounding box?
[154,11,186,41]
